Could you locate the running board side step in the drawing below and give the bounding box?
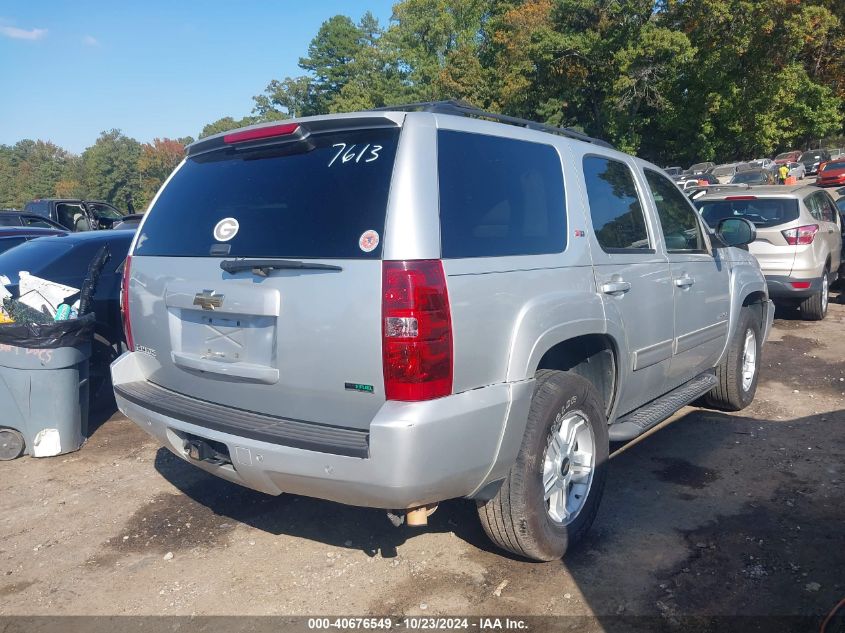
[608,371,717,441]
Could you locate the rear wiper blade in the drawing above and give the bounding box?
[220,258,343,276]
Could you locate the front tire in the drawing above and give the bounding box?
[477,371,608,561]
[702,306,761,411]
[799,270,828,321]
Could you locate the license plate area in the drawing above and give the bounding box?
[172,309,276,367]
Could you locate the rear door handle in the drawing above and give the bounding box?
[674,275,695,288]
[601,281,632,295]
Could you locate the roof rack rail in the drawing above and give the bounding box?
[371,99,614,149]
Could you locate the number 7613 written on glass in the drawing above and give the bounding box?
[328,143,382,167]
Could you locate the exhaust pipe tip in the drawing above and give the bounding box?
[405,504,438,527]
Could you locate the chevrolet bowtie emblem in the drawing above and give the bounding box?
[193,290,224,310]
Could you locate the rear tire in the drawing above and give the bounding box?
[702,307,761,411]
[799,270,828,321]
[0,428,25,460]
[477,370,608,561]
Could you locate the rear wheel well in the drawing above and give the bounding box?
[742,292,768,329]
[536,334,617,415]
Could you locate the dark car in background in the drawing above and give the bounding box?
[0,230,135,395]
[685,161,715,175]
[664,166,683,177]
[0,227,67,255]
[23,198,128,232]
[0,210,67,230]
[798,149,831,176]
[730,169,776,185]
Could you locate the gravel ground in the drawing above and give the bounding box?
[0,293,843,628]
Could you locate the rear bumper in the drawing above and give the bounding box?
[111,351,533,509]
[765,274,821,299]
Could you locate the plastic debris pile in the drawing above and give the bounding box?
[0,272,80,325]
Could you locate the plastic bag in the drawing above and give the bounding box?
[0,313,95,349]
[77,245,110,316]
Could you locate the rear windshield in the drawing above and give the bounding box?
[822,161,845,172]
[695,198,800,229]
[711,166,734,176]
[730,171,765,183]
[799,152,824,162]
[134,128,400,259]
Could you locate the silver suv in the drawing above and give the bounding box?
[695,186,842,320]
[112,102,774,561]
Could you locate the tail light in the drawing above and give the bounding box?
[782,224,818,246]
[120,255,135,351]
[224,123,300,144]
[382,260,453,401]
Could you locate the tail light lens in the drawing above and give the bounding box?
[382,260,452,401]
[782,224,818,246]
[120,255,134,351]
[223,123,300,144]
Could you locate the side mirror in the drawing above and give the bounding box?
[717,218,756,247]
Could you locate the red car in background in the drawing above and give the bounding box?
[816,159,845,187]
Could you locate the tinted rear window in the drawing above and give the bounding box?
[437,130,566,258]
[134,128,400,259]
[583,156,650,252]
[695,198,800,229]
[731,171,766,183]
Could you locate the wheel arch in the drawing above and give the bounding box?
[535,333,619,417]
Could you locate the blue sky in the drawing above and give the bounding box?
[0,0,396,153]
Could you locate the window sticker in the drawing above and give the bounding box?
[359,229,379,253]
[213,217,239,242]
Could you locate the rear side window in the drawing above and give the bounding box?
[644,169,706,252]
[134,128,400,259]
[583,156,650,252]
[0,215,21,227]
[437,131,566,258]
[804,194,821,221]
[817,193,838,223]
[695,198,799,229]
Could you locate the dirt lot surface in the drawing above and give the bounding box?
[1,295,843,628]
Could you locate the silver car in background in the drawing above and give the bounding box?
[695,185,842,320]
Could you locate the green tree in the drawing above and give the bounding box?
[299,15,367,111]
[0,140,79,208]
[81,130,142,208]
[137,138,187,209]
[198,116,258,139]
[253,76,315,119]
